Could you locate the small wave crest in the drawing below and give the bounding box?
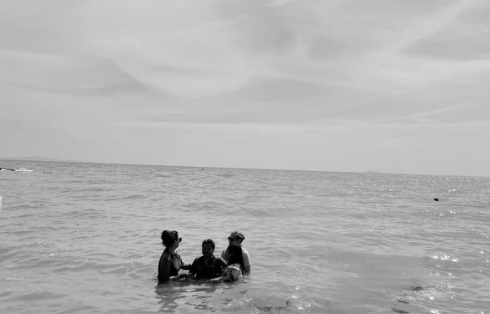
[217,295,311,313]
[0,168,35,172]
[391,283,455,314]
[16,168,35,172]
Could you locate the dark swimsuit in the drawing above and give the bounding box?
[189,255,226,279]
[158,249,186,282]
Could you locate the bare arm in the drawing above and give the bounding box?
[242,248,251,275]
[243,265,251,275]
[176,252,191,270]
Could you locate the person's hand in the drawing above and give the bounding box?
[170,275,182,282]
[180,273,194,281]
[208,277,223,283]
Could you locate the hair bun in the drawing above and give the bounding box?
[161,230,179,247]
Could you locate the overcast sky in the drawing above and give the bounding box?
[1,0,489,176]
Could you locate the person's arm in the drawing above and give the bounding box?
[180,259,192,271]
[176,252,191,270]
[242,249,251,275]
[208,276,224,283]
[171,255,193,281]
[158,253,172,283]
[177,272,195,280]
[243,265,251,275]
[184,258,198,279]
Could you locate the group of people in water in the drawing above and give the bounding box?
[158,230,251,283]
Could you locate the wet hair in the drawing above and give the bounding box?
[161,230,179,247]
[226,245,244,271]
[202,239,215,250]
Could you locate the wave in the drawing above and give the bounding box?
[17,168,35,172]
[0,168,34,172]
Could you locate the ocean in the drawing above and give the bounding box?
[0,160,489,314]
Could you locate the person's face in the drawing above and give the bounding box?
[174,237,182,249]
[202,243,214,257]
[228,235,242,247]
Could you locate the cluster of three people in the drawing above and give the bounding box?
[158,230,251,283]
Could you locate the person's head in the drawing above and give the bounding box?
[161,230,182,248]
[201,239,215,257]
[227,231,245,247]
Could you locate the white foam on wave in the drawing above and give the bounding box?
[16,168,35,172]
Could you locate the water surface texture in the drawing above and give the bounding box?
[1,161,489,313]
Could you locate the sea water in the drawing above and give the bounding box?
[0,160,489,314]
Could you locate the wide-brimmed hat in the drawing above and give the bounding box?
[229,231,245,241]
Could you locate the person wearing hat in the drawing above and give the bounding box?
[158,230,190,283]
[221,231,251,275]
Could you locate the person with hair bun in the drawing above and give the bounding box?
[158,230,190,283]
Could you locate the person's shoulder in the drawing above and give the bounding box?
[159,251,172,263]
[174,250,182,258]
[161,250,172,257]
[241,247,251,265]
[193,256,202,263]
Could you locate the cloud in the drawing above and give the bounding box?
[0,50,154,96]
[404,1,490,60]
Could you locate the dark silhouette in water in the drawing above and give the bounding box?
[433,198,439,201]
[225,245,245,271]
[0,167,15,171]
[157,230,190,283]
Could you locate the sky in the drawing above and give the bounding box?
[1,0,489,176]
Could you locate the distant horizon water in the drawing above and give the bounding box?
[1,157,487,178]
